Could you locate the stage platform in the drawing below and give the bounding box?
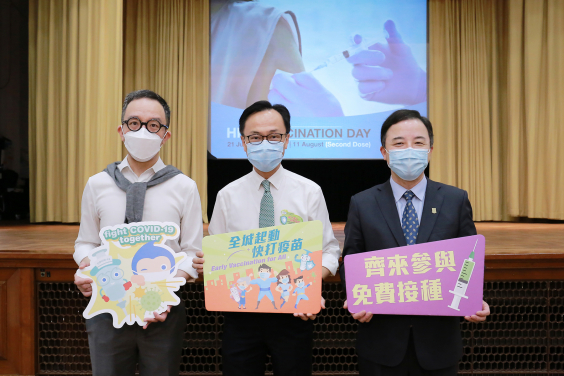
[1,222,564,376]
[1,221,563,255]
[1,222,563,280]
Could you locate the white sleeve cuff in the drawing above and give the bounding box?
[178,256,199,279]
[321,252,339,276]
[73,244,95,266]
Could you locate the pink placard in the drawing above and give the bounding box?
[344,235,485,316]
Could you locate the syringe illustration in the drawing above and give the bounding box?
[448,239,478,311]
[312,34,375,72]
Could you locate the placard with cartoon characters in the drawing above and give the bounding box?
[203,221,323,314]
[76,222,187,328]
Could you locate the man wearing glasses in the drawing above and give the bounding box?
[73,90,202,376]
[192,100,341,375]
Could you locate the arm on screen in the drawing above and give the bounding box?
[247,17,305,106]
[347,20,426,105]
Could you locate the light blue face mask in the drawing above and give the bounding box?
[259,272,270,279]
[386,148,430,181]
[246,141,285,173]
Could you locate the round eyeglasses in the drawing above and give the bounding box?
[122,116,168,134]
[245,133,287,145]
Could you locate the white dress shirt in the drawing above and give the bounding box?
[74,156,202,278]
[390,175,427,224]
[208,165,341,276]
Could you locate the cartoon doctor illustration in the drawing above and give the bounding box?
[90,249,132,314]
[295,250,316,271]
[130,241,177,286]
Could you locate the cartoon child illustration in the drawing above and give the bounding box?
[130,241,176,286]
[90,249,132,314]
[275,269,293,308]
[295,250,316,271]
[250,263,278,310]
[232,276,253,309]
[292,275,312,309]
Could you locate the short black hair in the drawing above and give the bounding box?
[239,100,291,135]
[122,90,171,126]
[380,109,433,147]
[293,275,304,283]
[258,263,271,272]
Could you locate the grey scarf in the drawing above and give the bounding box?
[104,161,182,223]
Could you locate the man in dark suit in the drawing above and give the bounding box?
[340,109,490,376]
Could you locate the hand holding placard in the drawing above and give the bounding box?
[344,235,485,317]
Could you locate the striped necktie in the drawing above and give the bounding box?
[401,190,419,245]
[259,180,275,228]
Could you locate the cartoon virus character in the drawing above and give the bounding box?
[131,241,177,286]
[294,250,316,271]
[250,264,278,310]
[235,276,253,309]
[292,276,312,309]
[280,210,303,225]
[138,287,164,318]
[275,269,293,308]
[90,249,132,315]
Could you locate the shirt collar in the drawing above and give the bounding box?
[250,164,285,191]
[390,175,427,203]
[118,156,166,175]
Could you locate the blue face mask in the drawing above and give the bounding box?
[246,141,285,173]
[387,148,429,181]
[259,272,269,279]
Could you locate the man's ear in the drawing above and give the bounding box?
[282,133,290,156]
[380,146,388,162]
[161,131,172,146]
[241,136,247,153]
[118,124,125,142]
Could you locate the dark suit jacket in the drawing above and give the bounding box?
[340,178,477,370]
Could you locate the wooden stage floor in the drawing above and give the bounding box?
[0,222,562,256]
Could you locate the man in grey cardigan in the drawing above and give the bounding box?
[73,90,203,376]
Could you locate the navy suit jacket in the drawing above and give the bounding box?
[340,178,477,370]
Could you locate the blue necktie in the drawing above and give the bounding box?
[401,190,419,245]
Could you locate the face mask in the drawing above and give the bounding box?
[259,272,269,279]
[281,277,289,284]
[140,270,171,282]
[297,281,304,288]
[246,141,284,172]
[386,148,429,181]
[123,126,164,162]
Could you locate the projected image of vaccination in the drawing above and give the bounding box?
[210,0,427,159]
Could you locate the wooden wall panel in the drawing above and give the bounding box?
[0,268,35,376]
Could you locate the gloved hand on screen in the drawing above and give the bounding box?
[268,72,344,117]
[347,20,426,105]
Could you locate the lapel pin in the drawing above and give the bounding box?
[432,208,437,214]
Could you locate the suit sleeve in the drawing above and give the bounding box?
[340,195,366,292]
[458,190,477,237]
